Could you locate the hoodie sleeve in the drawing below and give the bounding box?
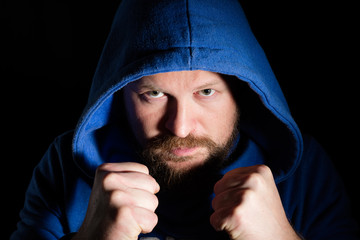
[10,135,71,240]
[278,136,359,240]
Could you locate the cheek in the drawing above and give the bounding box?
[202,99,238,145]
[126,102,165,145]
[123,92,149,145]
[135,110,162,138]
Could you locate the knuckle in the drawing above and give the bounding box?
[102,172,118,187]
[141,190,159,211]
[146,191,159,211]
[213,180,222,194]
[127,162,150,174]
[211,206,244,234]
[232,206,244,224]
[97,163,112,172]
[115,205,133,220]
[109,190,131,207]
[241,188,255,201]
[140,174,159,193]
[232,188,254,204]
[102,172,129,191]
[210,210,226,231]
[245,165,273,187]
[138,164,150,175]
[152,194,159,210]
[248,172,263,188]
[132,207,158,234]
[114,206,143,238]
[255,164,272,176]
[149,177,160,194]
[140,212,158,233]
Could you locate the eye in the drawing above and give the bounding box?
[198,89,215,97]
[146,90,165,98]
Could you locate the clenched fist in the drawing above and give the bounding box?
[73,162,160,240]
[210,165,301,240]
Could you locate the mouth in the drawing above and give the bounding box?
[171,147,199,157]
[163,146,210,170]
[165,149,208,170]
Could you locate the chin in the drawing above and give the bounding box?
[165,155,208,172]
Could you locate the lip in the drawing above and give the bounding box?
[171,147,198,157]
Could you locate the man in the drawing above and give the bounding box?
[11,0,358,239]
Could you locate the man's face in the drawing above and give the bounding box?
[123,70,239,188]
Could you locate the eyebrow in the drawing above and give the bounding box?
[131,76,224,93]
[132,80,165,92]
[194,80,223,91]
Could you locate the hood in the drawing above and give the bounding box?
[72,0,303,183]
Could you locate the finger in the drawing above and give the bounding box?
[109,188,159,212]
[97,162,150,175]
[220,165,272,181]
[214,165,272,195]
[210,206,245,239]
[213,173,248,195]
[111,206,157,238]
[131,206,158,234]
[102,171,160,194]
[212,187,247,211]
[210,207,230,232]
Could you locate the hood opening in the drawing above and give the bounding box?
[235,78,301,182]
[72,0,303,183]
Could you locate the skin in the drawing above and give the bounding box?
[73,70,300,240]
[211,165,301,240]
[123,70,239,171]
[75,162,160,240]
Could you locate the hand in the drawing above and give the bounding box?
[210,165,301,240]
[73,162,160,240]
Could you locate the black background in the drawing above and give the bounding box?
[2,0,359,238]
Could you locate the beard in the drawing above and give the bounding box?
[139,126,239,192]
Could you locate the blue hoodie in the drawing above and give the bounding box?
[11,0,359,239]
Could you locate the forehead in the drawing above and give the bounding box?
[132,70,227,91]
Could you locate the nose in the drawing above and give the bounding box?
[165,99,195,138]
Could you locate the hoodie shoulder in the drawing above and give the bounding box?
[277,135,359,239]
[11,131,90,239]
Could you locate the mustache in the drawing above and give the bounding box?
[144,134,217,151]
